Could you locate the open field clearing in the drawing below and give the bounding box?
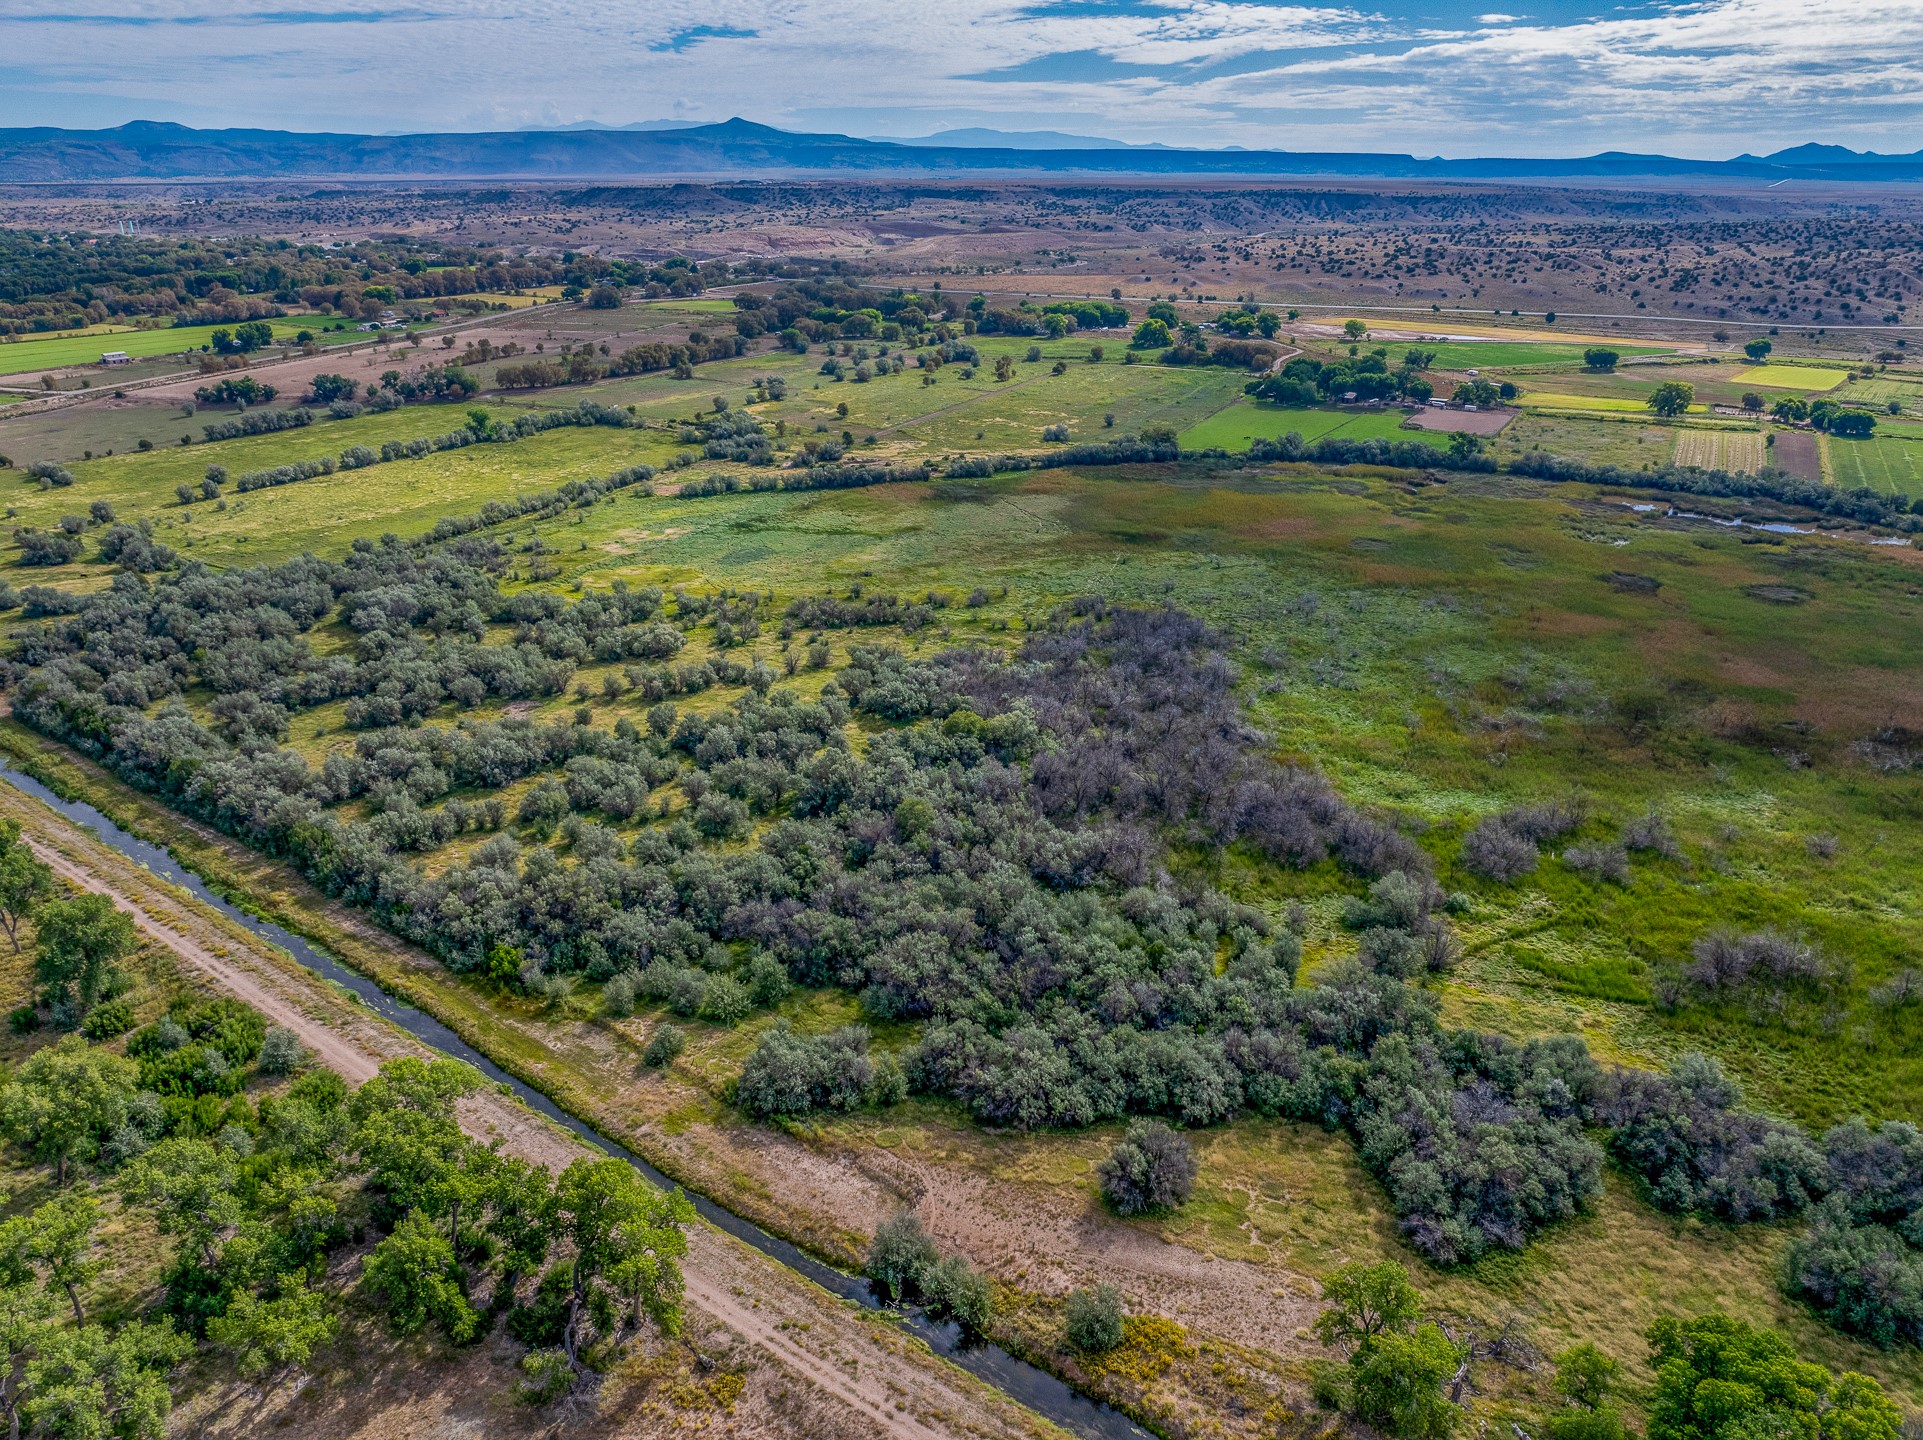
[1733,364,1851,391]
[1178,401,1446,450]
[0,317,367,375]
[9,416,669,569]
[1493,412,1687,468]
[1673,427,1766,472]
[1827,432,1923,496]
[1408,340,1672,370]
[1771,429,1824,480]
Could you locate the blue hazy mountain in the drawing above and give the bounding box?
[2,119,1920,183]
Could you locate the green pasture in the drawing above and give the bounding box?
[0,317,374,376]
[1178,402,1445,451]
[3,403,673,568]
[1733,364,1850,391]
[1834,374,1923,408]
[1521,392,1711,415]
[353,465,1923,1135]
[1826,432,1923,498]
[1412,340,1671,371]
[0,321,137,342]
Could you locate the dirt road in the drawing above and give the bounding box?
[0,780,1062,1440]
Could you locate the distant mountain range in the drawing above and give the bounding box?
[870,127,1148,150]
[3,118,1923,184]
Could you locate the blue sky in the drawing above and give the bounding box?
[3,0,1919,157]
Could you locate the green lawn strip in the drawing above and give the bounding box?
[1178,402,1446,451]
[0,317,398,375]
[8,411,671,569]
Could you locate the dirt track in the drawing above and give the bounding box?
[0,779,1061,1440]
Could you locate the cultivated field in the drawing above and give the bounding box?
[0,317,369,375]
[1732,363,1851,391]
[1828,432,1923,496]
[1771,429,1824,480]
[1178,402,1446,450]
[1673,427,1766,472]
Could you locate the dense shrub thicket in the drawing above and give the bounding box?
[10,543,1923,1308]
[1786,1120,1923,1347]
[7,555,1621,1264]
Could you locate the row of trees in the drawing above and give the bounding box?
[1249,351,1439,406]
[0,997,693,1434]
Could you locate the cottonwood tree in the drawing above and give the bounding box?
[26,1194,103,1326]
[350,1057,481,1217]
[0,1264,55,1439]
[0,1037,138,1185]
[0,824,52,953]
[483,1155,556,1299]
[120,1137,244,1272]
[21,1318,190,1440]
[1313,1261,1423,1348]
[1647,1313,1898,1440]
[1314,1260,1462,1440]
[33,895,136,1017]
[553,1158,693,1354]
[206,1281,338,1381]
[1647,381,1695,417]
[362,1210,478,1343]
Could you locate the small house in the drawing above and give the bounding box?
[99,350,131,365]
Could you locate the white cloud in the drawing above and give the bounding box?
[2,0,1921,156]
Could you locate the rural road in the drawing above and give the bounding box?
[0,778,1059,1440]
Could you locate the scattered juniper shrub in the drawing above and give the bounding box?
[735,1022,873,1118]
[1099,1121,1197,1216]
[1783,1117,1923,1347]
[924,1253,995,1332]
[866,1210,937,1301]
[1563,844,1631,885]
[1687,929,1837,994]
[1868,969,1923,1010]
[1621,809,1683,860]
[1065,1283,1126,1352]
[1599,1051,1826,1221]
[695,973,752,1027]
[1462,817,1540,882]
[256,1025,306,1075]
[642,1024,686,1067]
[601,970,639,1017]
[79,998,136,1041]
